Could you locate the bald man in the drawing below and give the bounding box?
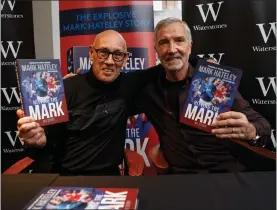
[17,30,203,176]
[17,30,158,175]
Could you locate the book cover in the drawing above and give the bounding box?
[123,113,159,175]
[67,46,91,75]
[121,48,149,73]
[180,60,243,132]
[24,187,139,210]
[15,59,69,126]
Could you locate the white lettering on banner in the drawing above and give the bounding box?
[79,57,91,70]
[196,1,224,23]
[252,22,276,52]
[1,41,22,59]
[125,138,150,167]
[256,77,276,97]
[271,130,276,148]
[1,87,21,104]
[197,53,225,64]
[256,22,277,43]
[3,148,24,153]
[0,0,16,12]
[252,77,276,105]
[4,131,24,147]
[251,99,276,105]
[193,1,227,31]
[252,46,276,52]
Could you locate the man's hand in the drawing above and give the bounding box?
[211,111,256,140]
[206,58,218,64]
[63,73,77,79]
[16,109,46,147]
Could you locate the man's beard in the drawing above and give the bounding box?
[162,54,188,72]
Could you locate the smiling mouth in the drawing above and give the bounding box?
[166,57,180,62]
[102,69,114,73]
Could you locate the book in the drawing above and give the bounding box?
[180,60,243,132]
[15,59,69,126]
[67,46,91,74]
[24,186,139,210]
[121,47,149,73]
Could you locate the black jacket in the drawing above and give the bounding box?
[26,69,159,175]
[23,56,205,175]
[137,64,271,173]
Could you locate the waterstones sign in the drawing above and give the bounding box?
[252,22,276,52]
[1,1,35,172]
[2,131,24,154]
[183,0,276,151]
[194,1,227,31]
[1,41,23,65]
[252,77,276,105]
[1,0,24,19]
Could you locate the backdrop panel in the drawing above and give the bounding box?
[182,0,276,152]
[59,1,159,175]
[1,0,36,172]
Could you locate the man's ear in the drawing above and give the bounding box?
[122,52,129,68]
[89,45,93,62]
[188,41,193,55]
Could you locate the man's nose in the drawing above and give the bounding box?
[168,41,177,53]
[105,54,115,64]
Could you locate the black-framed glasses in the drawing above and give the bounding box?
[93,46,127,62]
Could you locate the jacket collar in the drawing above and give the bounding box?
[157,63,196,89]
[86,66,121,90]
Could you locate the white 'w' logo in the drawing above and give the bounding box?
[0,0,16,12]
[196,1,224,23]
[256,22,277,43]
[256,77,276,97]
[1,41,22,59]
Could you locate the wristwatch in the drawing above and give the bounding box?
[248,135,266,147]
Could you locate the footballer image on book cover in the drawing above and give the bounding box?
[16,59,69,126]
[180,60,243,132]
[24,187,139,210]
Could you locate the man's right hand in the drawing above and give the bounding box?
[63,72,77,79]
[16,109,46,147]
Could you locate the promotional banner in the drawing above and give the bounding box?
[182,0,276,151]
[59,1,159,175]
[1,1,36,172]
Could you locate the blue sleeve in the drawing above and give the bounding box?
[37,80,48,93]
[205,84,214,99]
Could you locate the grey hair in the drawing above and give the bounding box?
[154,17,192,42]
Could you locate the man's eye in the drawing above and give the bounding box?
[99,50,108,54]
[175,37,185,42]
[159,40,168,45]
[114,52,124,56]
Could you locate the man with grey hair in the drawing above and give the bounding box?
[136,17,271,173]
[16,29,204,176]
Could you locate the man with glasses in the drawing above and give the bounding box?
[17,29,176,176]
[16,29,205,175]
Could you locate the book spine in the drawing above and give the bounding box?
[14,60,25,113]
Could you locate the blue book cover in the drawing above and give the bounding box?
[180,60,243,132]
[121,48,149,72]
[24,186,139,210]
[16,59,69,126]
[67,46,91,75]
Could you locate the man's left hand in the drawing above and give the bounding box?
[211,111,256,140]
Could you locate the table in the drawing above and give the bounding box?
[1,173,59,210]
[1,172,275,210]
